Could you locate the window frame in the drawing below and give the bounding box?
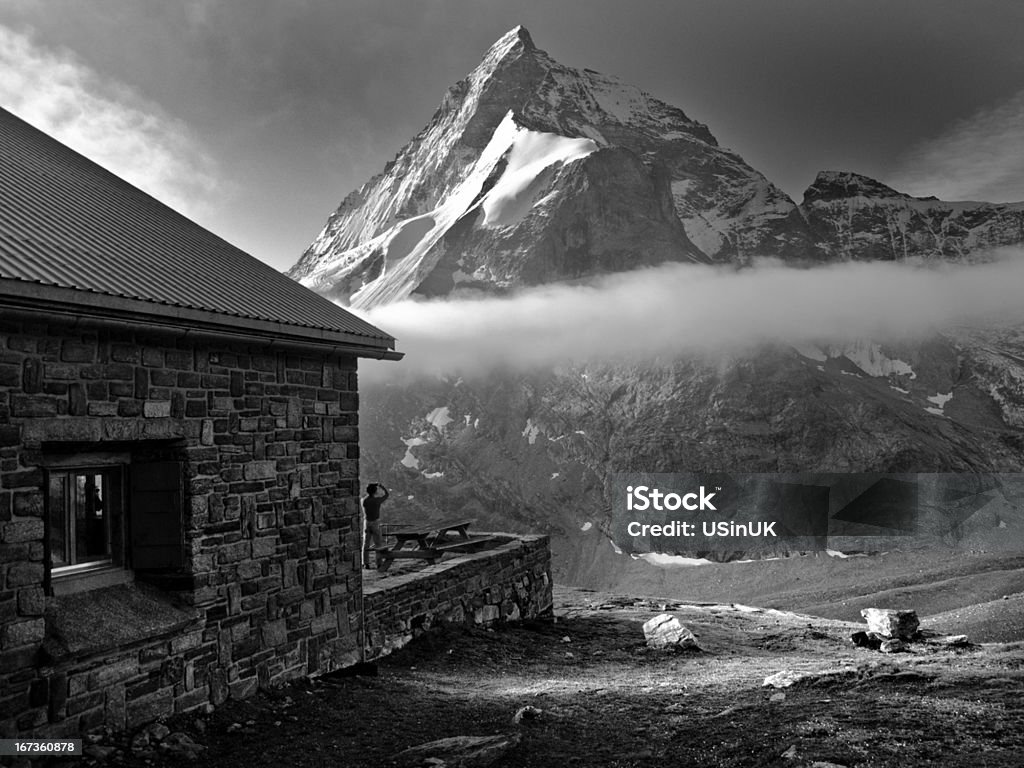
[43,451,132,594]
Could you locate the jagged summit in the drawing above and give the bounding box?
[468,25,540,92]
[290,28,817,307]
[490,24,535,55]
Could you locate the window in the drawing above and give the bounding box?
[48,465,126,575]
[43,449,185,594]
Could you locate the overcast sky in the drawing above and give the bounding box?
[1,0,1022,272]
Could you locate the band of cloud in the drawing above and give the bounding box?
[358,252,1024,379]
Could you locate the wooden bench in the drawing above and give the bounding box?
[375,518,495,570]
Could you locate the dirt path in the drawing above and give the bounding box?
[79,586,1024,768]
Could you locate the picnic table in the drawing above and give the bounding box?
[375,518,495,571]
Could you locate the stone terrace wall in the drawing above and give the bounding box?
[363,534,552,660]
[0,315,364,736]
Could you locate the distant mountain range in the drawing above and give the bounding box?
[287,27,1024,577]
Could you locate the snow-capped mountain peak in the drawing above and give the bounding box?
[288,27,816,306]
[289,27,1024,306]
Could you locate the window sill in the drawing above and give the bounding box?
[51,565,133,596]
[43,582,199,662]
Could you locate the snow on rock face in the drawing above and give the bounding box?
[299,107,696,308]
[635,553,711,567]
[792,343,828,362]
[481,128,597,227]
[800,171,1024,263]
[832,340,916,379]
[400,436,427,469]
[426,406,454,429]
[925,391,954,416]
[791,340,916,379]
[302,111,527,307]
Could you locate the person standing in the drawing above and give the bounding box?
[363,483,389,569]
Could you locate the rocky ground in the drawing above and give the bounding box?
[64,584,1024,768]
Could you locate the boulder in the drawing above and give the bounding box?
[850,631,882,650]
[159,732,205,762]
[512,705,543,725]
[763,670,805,688]
[83,745,117,762]
[129,731,150,753]
[860,608,919,640]
[879,639,908,654]
[145,722,171,742]
[642,614,700,650]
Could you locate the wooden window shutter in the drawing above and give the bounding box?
[129,461,184,569]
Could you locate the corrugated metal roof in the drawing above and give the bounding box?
[0,107,397,351]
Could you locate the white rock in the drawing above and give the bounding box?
[642,613,699,650]
[860,608,919,640]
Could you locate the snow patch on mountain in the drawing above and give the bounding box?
[834,340,916,379]
[426,406,453,429]
[586,73,650,124]
[634,552,711,567]
[300,111,598,308]
[401,436,427,469]
[793,340,915,380]
[925,391,953,416]
[792,343,828,362]
[481,128,597,227]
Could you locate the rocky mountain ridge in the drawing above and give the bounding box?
[289,27,1024,308]
[290,27,1024,576]
[803,171,1024,263]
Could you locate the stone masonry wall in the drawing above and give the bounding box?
[0,315,364,736]
[363,534,552,660]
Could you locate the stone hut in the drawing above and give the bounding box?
[0,108,401,736]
